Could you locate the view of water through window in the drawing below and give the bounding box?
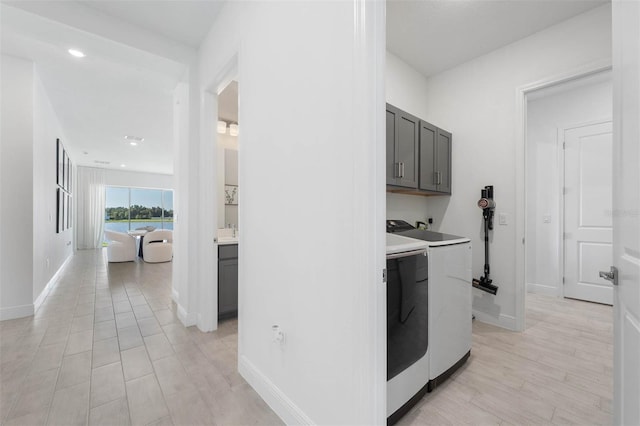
[104,187,173,236]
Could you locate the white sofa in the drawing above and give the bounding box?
[104,230,137,262]
[142,230,173,263]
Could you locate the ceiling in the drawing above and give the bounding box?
[0,1,224,175]
[387,0,609,78]
[1,1,609,176]
[80,1,225,48]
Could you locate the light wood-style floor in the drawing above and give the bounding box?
[399,293,613,425]
[0,250,281,426]
[1,250,613,425]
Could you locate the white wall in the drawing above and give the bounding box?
[104,168,173,189]
[418,4,612,328]
[386,51,430,119]
[171,80,192,323]
[526,71,612,297]
[33,68,74,304]
[1,55,74,320]
[1,55,35,320]
[194,1,386,424]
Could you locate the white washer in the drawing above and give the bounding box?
[385,233,431,420]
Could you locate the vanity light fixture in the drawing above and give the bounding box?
[229,123,239,137]
[68,49,86,58]
[217,120,227,134]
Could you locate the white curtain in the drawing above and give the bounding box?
[76,166,106,249]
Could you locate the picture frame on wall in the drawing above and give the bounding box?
[56,188,62,233]
[68,161,72,194]
[55,138,73,233]
[68,195,73,229]
[57,139,63,187]
[64,150,69,191]
[64,194,71,229]
[224,185,238,205]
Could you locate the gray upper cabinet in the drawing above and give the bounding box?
[435,128,452,194]
[386,104,419,188]
[419,123,451,194]
[419,121,438,192]
[387,103,452,195]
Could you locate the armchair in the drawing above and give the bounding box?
[104,230,137,262]
[142,230,173,263]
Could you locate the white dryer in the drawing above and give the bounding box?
[425,236,472,389]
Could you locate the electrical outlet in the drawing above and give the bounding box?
[499,213,508,225]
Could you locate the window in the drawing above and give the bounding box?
[104,187,173,234]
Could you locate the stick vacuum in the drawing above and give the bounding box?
[472,185,499,295]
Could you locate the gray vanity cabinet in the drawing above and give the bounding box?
[386,104,420,188]
[218,244,238,319]
[419,122,452,194]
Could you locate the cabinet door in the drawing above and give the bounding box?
[396,112,420,188]
[386,104,419,188]
[386,108,398,185]
[419,120,438,192]
[218,257,238,318]
[436,129,452,194]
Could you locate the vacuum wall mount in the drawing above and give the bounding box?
[472,185,499,295]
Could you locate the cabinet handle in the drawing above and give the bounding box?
[395,162,400,178]
[401,162,405,178]
[433,172,438,185]
[437,171,442,185]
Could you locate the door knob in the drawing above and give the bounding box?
[599,266,618,286]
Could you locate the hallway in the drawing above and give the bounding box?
[0,250,281,426]
[1,250,613,425]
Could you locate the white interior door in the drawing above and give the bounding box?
[564,121,613,305]
[612,1,640,424]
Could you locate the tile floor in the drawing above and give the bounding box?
[399,293,613,425]
[1,249,614,425]
[0,250,282,426]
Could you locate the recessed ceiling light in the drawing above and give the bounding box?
[120,164,126,168]
[129,142,137,146]
[68,49,86,58]
[124,135,144,143]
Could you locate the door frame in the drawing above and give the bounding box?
[515,59,612,331]
[198,55,239,333]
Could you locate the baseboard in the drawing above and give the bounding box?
[177,304,197,327]
[239,355,313,425]
[472,310,517,331]
[34,256,72,313]
[526,282,560,297]
[0,303,34,321]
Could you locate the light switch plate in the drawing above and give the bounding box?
[499,213,508,225]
